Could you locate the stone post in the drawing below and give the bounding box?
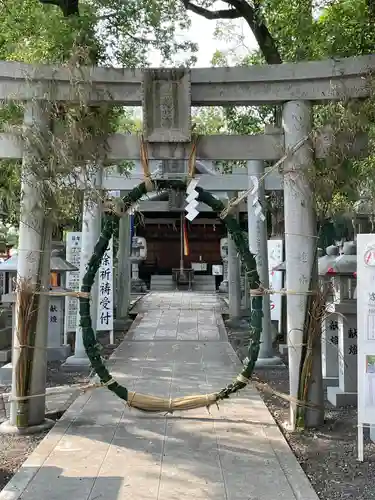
[321,304,339,389]
[3,102,54,432]
[116,212,131,322]
[326,302,357,406]
[223,260,228,283]
[62,182,101,372]
[132,261,140,280]
[227,193,242,323]
[320,245,340,389]
[219,238,228,293]
[283,100,323,428]
[247,160,282,366]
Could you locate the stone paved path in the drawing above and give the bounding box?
[1,292,318,500]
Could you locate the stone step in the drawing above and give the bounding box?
[193,275,216,292]
[150,274,216,292]
[151,285,175,291]
[150,275,175,291]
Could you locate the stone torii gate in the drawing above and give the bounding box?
[0,54,372,431]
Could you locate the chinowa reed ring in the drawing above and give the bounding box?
[79,179,263,412]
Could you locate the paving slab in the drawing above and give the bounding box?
[0,292,318,500]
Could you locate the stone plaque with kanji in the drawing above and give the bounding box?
[142,69,191,142]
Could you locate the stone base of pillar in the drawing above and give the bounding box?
[255,356,284,368]
[323,376,339,390]
[131,278,147,293]
[0,362,12,385]
[61,355,91,373]
[279,343,288,355]
[0,348,11,363]
[0,418,54,435]
[327,386,357,407]
[219,280,228,293]
[114,318,127,329]
[47,345,71,362]
[225,317,247,329]
[114,317,133,331]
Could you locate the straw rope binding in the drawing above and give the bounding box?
[220,134,310,219]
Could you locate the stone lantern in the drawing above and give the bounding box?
[328,241,357,302]
[319,245,340,279]
[0,247,78,385]
[218,237,228,293]
[318,244,339,301]
[130,236,147,293]
[326,241,358,407]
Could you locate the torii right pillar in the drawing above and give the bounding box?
[283,100,323,429]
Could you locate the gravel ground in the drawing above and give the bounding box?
[227,325,375,500]
[0,318,134,492]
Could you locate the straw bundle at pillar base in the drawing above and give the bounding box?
[14,278,40,428]
[297,281,333,426]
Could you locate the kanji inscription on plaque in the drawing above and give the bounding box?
[142,69,191,143]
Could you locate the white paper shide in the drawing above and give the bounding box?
[267,239,283,323]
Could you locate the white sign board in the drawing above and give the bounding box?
[357,234,375,461]
[97,237,114,333]
[108,190,121,198]
[64,232,82,336]
[212,265,223,276]
[267,239,283,323]
[191,262,207,272]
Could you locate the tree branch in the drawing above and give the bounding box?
[182,0,241,20]
[368,0,375,21]
[222,0,282,64]
[39,0,79,17]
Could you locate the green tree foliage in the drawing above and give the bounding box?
[0,0,197,66]
[192,107,228,134]
[184,0,375,218]
[0,0,199,226]
[0,0,100,63]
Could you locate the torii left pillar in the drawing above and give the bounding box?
[1,102,54,433]
[62,178,101,372]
